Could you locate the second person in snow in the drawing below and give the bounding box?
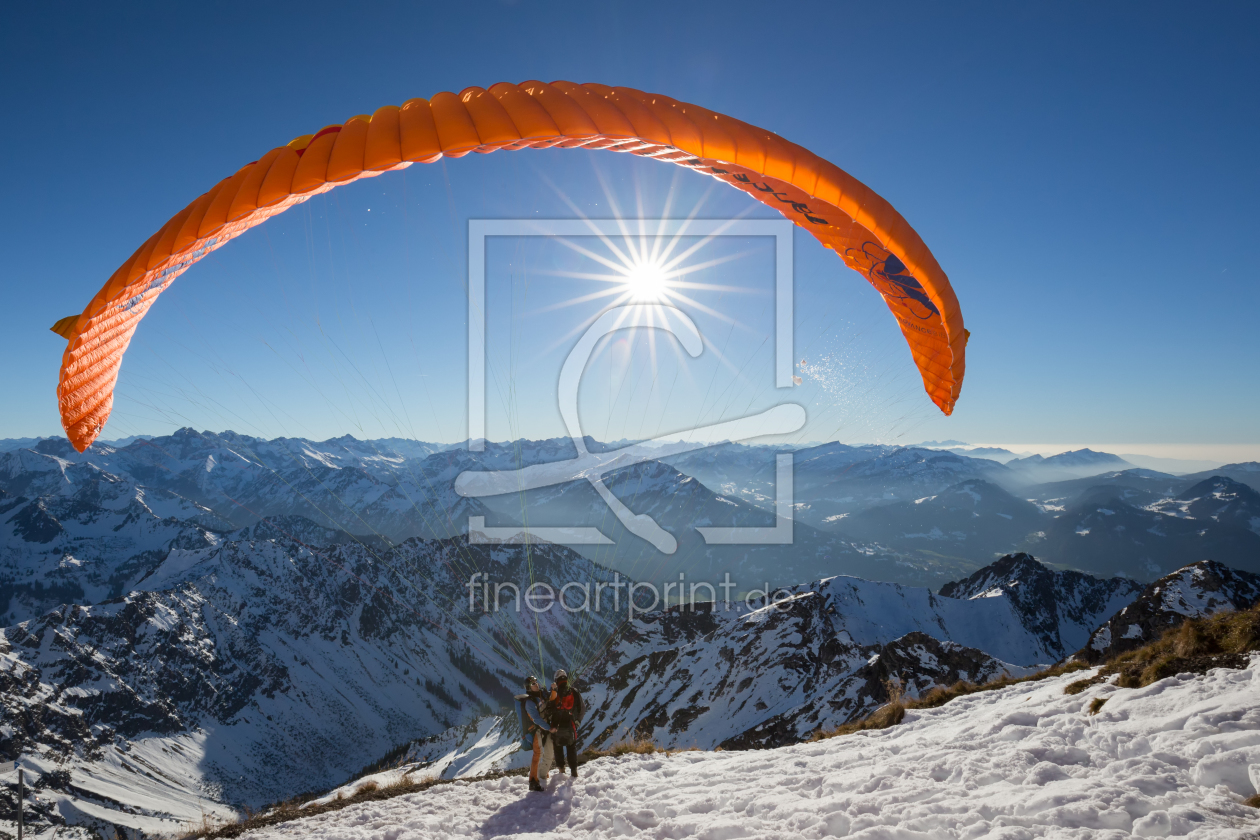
[548,669,584,778]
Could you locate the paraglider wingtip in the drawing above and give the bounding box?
[50,315,79,340]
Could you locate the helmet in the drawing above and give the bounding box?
[524,675,539,690]
[554,669,568,682]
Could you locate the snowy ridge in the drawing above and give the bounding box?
[7,430,1257,586]
[1,431,983,591]
[0,451,232,624]
[227,655,1260,840]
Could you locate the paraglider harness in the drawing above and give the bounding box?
[514,695,533,749]
[514,686,549,749]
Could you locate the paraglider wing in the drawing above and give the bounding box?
[53,82,966,452]
[50,315,79,340]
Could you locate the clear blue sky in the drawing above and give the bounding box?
[2,2,1258,458]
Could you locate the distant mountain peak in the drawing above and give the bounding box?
[31,437,78,458]
[1175,474,1258,501]
[939,553,1046,598]
[1045,449,1131,466]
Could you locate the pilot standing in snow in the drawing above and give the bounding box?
[518,676,554,793]
[547,669,584,779]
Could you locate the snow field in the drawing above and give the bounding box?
[239,656,1260,839]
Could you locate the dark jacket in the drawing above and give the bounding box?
[547,686,584,731]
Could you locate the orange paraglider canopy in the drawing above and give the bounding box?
[53,81,966,452]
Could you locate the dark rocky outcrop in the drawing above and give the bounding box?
[1075,559,1260,663]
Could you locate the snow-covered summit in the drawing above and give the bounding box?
[939,552,1142,656]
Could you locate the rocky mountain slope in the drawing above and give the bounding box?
[576,554,1140,752]
[938,552,1143,656]
[1078,559,1260,663]
[0,521,623,837]
[0,453,232,625]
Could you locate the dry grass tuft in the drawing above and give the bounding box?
[1088,697,1108,715]
[1063,675,1104,695]
[382,772,429,792]
[610,736,662,756]
[175,811,236,839]
[579,733,705,759]
[178,769,438,839]
[916,662,1091,711]
[581,735,664,760]
[1245,793,1260,809]
[1098,603,1260,690]
[811,680,907,741]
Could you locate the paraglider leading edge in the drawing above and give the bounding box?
[52,81,967,452]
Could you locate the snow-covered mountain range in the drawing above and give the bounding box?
[13,428,1258,591]
[354,552,1257,795]
[576,553,1138,751]
[1,431,1259,837]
